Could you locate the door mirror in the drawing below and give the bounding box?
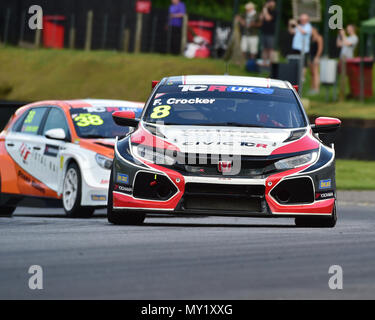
[45,128,67,141]
[112,111,139,128]
[312,117,341,134]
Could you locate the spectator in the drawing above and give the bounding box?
[309,27,323,95]
[337,25,359,60]
[169,0,187,55]
[236,2,259,60]
[289,14,313,76]
[259,0,277,67]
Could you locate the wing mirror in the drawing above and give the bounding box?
[45,128,67,141]
[312,117,341,134]
[112,111,140,128]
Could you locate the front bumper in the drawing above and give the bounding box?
[112,168,335,218]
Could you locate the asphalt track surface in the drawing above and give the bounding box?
[0,201,374,300]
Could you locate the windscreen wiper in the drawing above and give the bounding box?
[201,123,266,128]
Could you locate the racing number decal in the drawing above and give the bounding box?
[24,110,36,124]
[150,105,171,119]
[74,114,104,127]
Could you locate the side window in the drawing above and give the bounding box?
[19,108,48,135]
[42,108,70,138]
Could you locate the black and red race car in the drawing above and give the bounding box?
[107,75,341,227]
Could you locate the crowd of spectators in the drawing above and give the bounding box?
[236,2,359,95]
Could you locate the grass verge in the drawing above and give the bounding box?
[336,160,375,190]
[0,47,248,102]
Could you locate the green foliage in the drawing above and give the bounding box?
[154,0,372,26]
[153,0,267,21]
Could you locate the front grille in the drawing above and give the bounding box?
[184,196,262,212]
[185,183,265,197]
[183,183,265,212]
[169,153,279,178]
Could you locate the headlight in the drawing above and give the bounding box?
[133,145,176,166]
[274,151,318,170]
[96,154,113,170]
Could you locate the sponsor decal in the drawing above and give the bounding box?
[100,179,109,185]
[155,93,167,99]
[116,173,129,184]
[315,191,335,201]
[18,170,45,194]
[218,161,232,173]
[178,85,274,95]
[19,143,31,163]
[44,144,59,158]
[319,179,332,190]
[23,125,39,133]
[114,184,133,194]
[80,106,141,113]
[91,195,107,201]
[60,156,64,169]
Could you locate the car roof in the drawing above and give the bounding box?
[23,99,144,110]
[163,75,291,89]
[65,99,144,109]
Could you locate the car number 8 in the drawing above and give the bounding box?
[150,105,171,119]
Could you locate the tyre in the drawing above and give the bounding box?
[0,178,16,217]
[107,168,145,225]
[295,203,337,228]
[62,162,94,218]
[0,206,16,217]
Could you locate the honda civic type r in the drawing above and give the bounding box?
[108,75,341,227]
[0,99,143,218]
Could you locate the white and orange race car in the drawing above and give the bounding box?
[0,99,143,218]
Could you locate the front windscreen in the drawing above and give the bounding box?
[70,106,142,139]
[143,84,306,128]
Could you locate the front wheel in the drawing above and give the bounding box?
[107,168,145,225]
[62,163,94,218]
[295,203,337,228]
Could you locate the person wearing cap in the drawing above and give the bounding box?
[236,2,260,60]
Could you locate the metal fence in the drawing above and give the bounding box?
[0,0,234,57]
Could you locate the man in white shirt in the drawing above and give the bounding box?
[337,25,359,59]
[288,13,313,83]
[288,14,313,67]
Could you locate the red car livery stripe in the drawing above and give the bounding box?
[131,126,180,151]
[271,135,319,155]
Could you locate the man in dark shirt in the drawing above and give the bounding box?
[259,0,277,66]
[168,0,187,55]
